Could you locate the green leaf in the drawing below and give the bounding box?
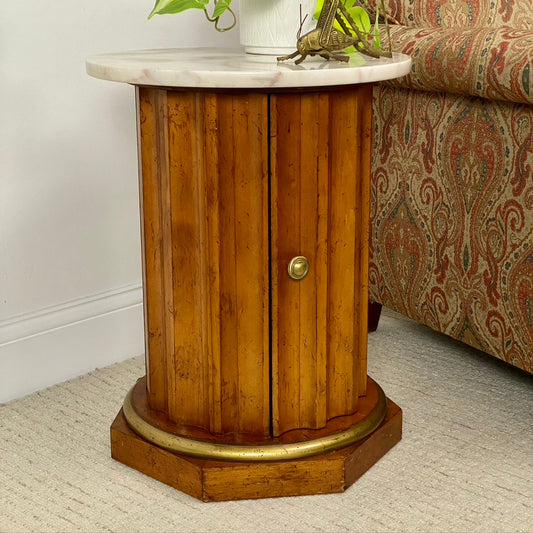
[373,6,381,49]
[314,1,371,37]
[348,6,371,36]
[148,0,208,19]
[212,0,232,19]
[314,0,323,20]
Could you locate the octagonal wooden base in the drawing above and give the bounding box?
[110,399,401,502]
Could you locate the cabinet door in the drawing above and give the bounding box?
[270,86,372,436]
[138,88,271,438]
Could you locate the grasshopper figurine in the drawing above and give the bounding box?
[277,0,390,65]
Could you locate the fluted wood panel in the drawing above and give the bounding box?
[137,88,270,437]
[138,85,372,440]
[270,86,372,436]
[137,88,171,414]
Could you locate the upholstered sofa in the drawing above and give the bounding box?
[369,0,532,372]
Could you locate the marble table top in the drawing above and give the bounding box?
[86,48,411,89]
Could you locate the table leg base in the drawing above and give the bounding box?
[110,399,402,502]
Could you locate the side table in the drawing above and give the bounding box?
[87,49,412,502]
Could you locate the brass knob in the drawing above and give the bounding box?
[288,256,309,280]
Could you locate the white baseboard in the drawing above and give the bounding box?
[0,284,145,403]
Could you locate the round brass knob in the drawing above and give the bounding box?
[288,256,309,280]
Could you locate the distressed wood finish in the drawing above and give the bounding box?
[110,397,402,502]
[270,86,373,435]
[138,88,270,437]
[114,83,402,501]
[139,86,372,438]
[137,88,171,413]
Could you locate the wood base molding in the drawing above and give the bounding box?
[110,398,402,502]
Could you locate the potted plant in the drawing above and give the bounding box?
[149,0,317,54]
[148,0,391,57]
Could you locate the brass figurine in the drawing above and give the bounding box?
[277,0,392,65]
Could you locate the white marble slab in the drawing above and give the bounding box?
[86,48,411,89]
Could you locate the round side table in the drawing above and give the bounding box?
[87,48,411,502]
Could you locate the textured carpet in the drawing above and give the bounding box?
[1,309,531,533]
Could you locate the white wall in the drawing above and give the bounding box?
[0,1,240,402]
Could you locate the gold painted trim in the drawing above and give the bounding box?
[122,383,387,462]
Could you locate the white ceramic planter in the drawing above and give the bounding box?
[239,0,317,55]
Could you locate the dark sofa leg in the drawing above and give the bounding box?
[368,301,383,332]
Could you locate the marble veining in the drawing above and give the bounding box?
[86,48,411,88]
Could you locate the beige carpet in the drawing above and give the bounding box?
[1,309,531,533]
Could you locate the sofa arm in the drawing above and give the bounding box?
[379,0,532,30]
[385,25,532,105]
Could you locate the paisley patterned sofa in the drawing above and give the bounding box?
[369,0,532,372]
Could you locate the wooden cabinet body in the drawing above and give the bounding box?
[139,85,370,438]
[111,84,402,501]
